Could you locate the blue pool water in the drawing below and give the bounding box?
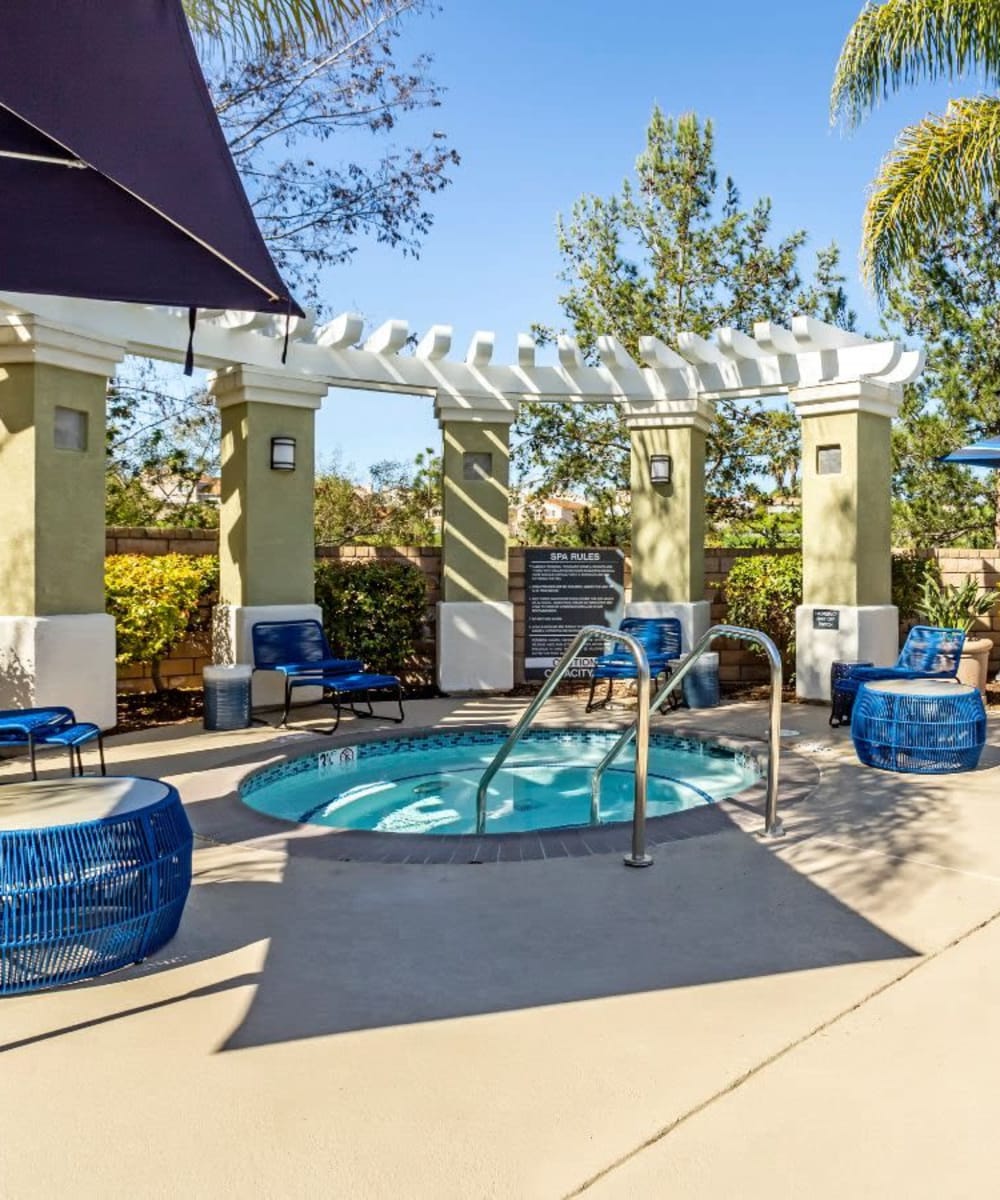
[241,728,760,836]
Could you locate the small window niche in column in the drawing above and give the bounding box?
[817,444,842,475]
[462,451,493,482]
[54,406,88,452]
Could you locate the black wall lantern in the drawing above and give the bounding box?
[270,436,296,471]
[649,454,672,485]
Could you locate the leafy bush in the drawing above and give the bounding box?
[314,559,427,675]
[892,552,939,625]
[724,553,802,676]
[106,554,218,690]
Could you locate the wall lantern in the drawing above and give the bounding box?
[649,454,672,485]
[270,436,296,471]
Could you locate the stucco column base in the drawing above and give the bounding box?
[214,602,323,708]
[437,601,513,693]
[0,614,116,729]
[625,600,711,654]
[795,605,899,701]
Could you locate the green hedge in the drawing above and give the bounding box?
[106,554,218,690]
[723,553,802,677]
[314,559,427,675]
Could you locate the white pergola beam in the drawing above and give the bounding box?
[596,335,638,372]
[315,311,364,350]
[557,334,584,371]
[716,327,768,360]
[516,333,536,370]
[415,324,453,361]
[790,314,867,351]
[0,293,922,408]
[873,347,925,386]
[753,321,801,357]
[364,319,409,355]
[466,331,494,367]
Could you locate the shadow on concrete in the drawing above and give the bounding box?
[4,736,952,1056]
[0,799,918,1054]
[774,741,1000,901]
[62,785,913,1053]
[9,684,1000,1063]
[0,975,259,1055]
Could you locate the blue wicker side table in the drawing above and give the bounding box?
[851,679,986,774]
[0,777,192,994]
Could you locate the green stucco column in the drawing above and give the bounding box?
[441,420,510,603]
[208,365,328,703]
[790,380,902,699]
[0,312,123,726]
[623,397,714,651]
[436,398,515,691]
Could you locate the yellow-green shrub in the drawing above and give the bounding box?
[105,554,218,690]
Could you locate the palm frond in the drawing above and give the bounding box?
[863,96,1000,294]
[183,0,380,57]
[831,0,1000,127]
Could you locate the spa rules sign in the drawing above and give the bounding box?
[524,548,625,681]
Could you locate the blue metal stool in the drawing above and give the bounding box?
[829,660,873,727]
[0,777,192,994]
[33,722,106,776]
[851,679,986,774]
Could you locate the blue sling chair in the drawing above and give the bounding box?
[251,619,405,733]
[829,625,966,727]
[586,617,683,713]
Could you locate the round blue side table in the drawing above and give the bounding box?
[0,777,192,994]
[851,679,986,774]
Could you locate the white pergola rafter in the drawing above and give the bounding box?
[0,295,924,420]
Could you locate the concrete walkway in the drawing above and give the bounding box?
[2,694,999,1198]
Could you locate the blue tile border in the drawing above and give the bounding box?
[206,722,820,864]
[240,725,763,800]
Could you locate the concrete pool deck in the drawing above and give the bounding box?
[2,692,1000,1197]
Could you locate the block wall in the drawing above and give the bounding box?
[106,532,1000,693]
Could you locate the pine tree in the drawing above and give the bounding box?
[516,108,854,543]
[884,201,1000,546]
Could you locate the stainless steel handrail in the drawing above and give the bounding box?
[475,626,651,850]
[591,624,784,867]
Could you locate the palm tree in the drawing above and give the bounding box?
[831,0,1000,297]
[184,0,378,57]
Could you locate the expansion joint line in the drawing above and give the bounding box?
[565,901,1000,1197]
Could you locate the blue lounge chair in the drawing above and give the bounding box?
[586,617,683,713]
[0,706,106,779]
[251,618,405,732]
[830,625,966,727]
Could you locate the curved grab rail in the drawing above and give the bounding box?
[476,626,651,855]
[591,624,784,865]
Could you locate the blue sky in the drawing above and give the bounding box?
[315,0,968,476]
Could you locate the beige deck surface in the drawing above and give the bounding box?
[2,693,999,1198]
